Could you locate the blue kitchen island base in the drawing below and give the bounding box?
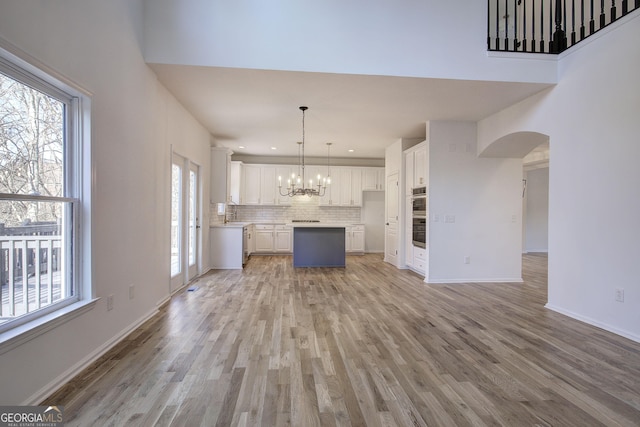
[293,227,346,268]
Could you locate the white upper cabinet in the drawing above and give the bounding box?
[404,151,415,196]
[414,146,427,187]
[242,164,262,205]
[238,163,374,206]
[260,166,277,205]
[362,167,385,191]
[339,168,362,206]
[210,147,232,204]
[404,141,428,194]
[229,161,243,204]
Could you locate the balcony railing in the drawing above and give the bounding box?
[1,223,63,324]
[488,0,640,53]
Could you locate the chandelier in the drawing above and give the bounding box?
[278,106,332,197]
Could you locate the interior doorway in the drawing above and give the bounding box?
[522,142,549,254]
[480,131,550,283]
[171,152,201,293]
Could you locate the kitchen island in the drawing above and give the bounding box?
[292,224,346,268]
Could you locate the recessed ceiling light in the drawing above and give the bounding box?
[348,149,355,153]
[238,146,245,149]
[271,147,277,150]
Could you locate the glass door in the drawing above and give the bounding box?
[170,153,201,293]
[187,162,200,281]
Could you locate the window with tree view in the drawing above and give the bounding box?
[0,61,80,332]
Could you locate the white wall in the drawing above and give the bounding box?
[478,14,640,341]
[428,121,523,283]
[0,0,211,404]
[524,168,549,252]
[143,0,557,84]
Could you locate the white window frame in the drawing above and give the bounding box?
[0,39,95,353]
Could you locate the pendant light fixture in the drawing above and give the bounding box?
[278,106,330,197]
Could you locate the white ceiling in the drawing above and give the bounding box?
[149,64,553,160]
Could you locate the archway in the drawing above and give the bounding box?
[479,131,550,278]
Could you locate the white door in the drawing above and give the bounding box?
[171,152,201,293]
[187,162,200,281]
[170,159,183,292]
[385,172,399,266]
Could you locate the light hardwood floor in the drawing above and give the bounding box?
[45,254,640,426]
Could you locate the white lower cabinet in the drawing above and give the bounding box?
[253,224,292,254]
[254,224,275,252]
[412,246,426,274]
[345,225,365,253]
[274,225,292,252]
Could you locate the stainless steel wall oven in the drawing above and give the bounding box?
[412,217,426,248]
[411,187,427,248]
[412,187,427,216]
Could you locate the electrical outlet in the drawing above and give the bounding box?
[464,256,470,264]
[107,295,114,311]
[129,284,135,300]
[615,288,624,302]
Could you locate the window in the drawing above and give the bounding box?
[0,44,91,338]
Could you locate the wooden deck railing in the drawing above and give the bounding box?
[0,235,63,321]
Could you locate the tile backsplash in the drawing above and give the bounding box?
[210,203,361,224]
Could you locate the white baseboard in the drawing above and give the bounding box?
[25,307,160,405]
[545,303,640,344]
[425,277,523,284]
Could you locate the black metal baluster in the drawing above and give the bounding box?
[571,0,576,45]
[580,0,586,39]
[549,0,554,52]
[552,0,567,52]
[496,0,501,50]
[514,0,519,50]
[505,0,510,50]
[540,0,546,52]
[600,0,605,28]
[611,0,617,21]
[564,0,567,35]
[523,0,528,51]
[532,0,537,52]
[622,0,628,15]
[590,0,595,33]
[564,0,568,45]
[487,0,490,49]
[636,0,639,11]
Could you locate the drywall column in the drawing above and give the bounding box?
[427,121,523,283]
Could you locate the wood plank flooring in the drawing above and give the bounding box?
[45,254,640,426]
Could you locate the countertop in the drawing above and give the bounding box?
[210,221,363,228]
[210,222,253,228]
